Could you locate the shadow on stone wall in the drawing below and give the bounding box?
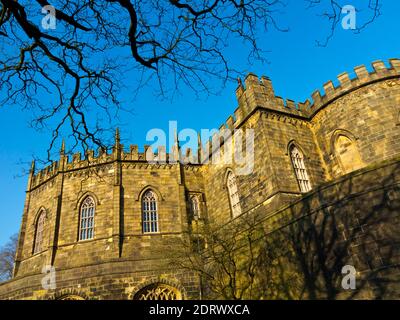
[274,161,400,299]
[170,160,400,300]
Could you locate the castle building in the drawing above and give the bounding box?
[0,59,400,300]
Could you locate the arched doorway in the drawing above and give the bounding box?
[133,283,182,300]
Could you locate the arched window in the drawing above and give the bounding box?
[227,171,241,218]
[78,196,95,241]
[335,135,363,174]
[142,190,159,233]
[33,210,46,254]
[190,196,201,220]
[290,145,312,193]
[134,284,181,300]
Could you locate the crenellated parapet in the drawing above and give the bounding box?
[235,72,311,121]
[233,58,400,122]
[30,160,60,189]
[29,137,192,190]
[29,58,400,190]
[178,58,400,165]
[307,59,400,115]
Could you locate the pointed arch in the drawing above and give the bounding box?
[226,169,242,218]
[74,191,100,210]
[32,207,48,226]
[329,129,359,155]
[289,143,312,193]
[131,277,187,300]
[33,209,46,254]
[48,288,93,300]
[78,196,96,241]
[134,283,182,300]
[142,189,159,233]
[286,140,308,158]
[331,129,363,174]
[137,185,164,202]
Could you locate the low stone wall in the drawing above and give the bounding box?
[0,259,200,300]
[251,157,400,299]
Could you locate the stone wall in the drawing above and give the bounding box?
[0,260,200,300]
[3,159,204,300]
[311,78,400,178]
[199,157,400,300]
[1,59,399,300]
[255,157,400,299]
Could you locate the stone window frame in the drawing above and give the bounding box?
[136,185,164,202]
[74,191,101,209]
[131,277,186,300]
[141,189,160,234]
[225,169,242,219]
[32,208,48,255]
[287,141,313,193]
[188,192,204,220]
[78,196,96,241]
[48,288,91,300]
[137,186,164,234]
[329,129,363,174]
[75,192,100,242]
[134,283,182,300]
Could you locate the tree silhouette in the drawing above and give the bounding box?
[0,1,381,158]
[0,234,18,282]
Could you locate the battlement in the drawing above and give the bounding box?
[306,59,400,115]
[189,58,400,166]
[29,135,200,189]
[29,58,400,190]
[235,71,311,120]
[29,128,250,190]
[234,58,400,121]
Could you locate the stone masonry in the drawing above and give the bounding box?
[0,58,399,299]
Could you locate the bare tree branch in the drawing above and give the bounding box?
[0,0,381,163]
[0,234,18,282]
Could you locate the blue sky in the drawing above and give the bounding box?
[1,1,399,247]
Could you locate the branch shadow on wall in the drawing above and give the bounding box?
[261,162,400,300]
[168,161,400,300]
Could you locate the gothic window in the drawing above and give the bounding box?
[290,145,312,193]
[227,171,242,218]
[142,190,159,233]
[33,210,46,254]
[190,195,201,219]
[134,284,181,300]
[335,135,363,174]
[78,196,95,241]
